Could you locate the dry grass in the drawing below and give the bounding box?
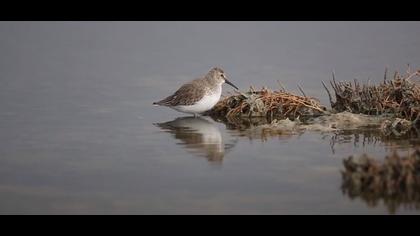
[205,86,327,122]
[323,67,420,123]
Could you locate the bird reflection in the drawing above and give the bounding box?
[154,116,236,164]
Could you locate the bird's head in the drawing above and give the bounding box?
[207,67,238,90]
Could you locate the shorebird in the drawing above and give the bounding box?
[153,67,238,116]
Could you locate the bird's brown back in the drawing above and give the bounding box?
[153,78,209,106]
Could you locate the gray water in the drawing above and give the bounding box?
[1,22,420,214]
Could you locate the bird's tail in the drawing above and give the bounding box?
[153,96,172,106]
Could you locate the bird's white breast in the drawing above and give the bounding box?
[174,86,222,114]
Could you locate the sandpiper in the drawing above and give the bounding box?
[153,67,238,116]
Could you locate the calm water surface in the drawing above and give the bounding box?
[1,22,420,214]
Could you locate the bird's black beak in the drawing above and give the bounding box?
[224,78,239,90]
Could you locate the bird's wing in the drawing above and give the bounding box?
[155,81,206,106]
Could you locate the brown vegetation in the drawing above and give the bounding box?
[323,67,420,124]
[205,86,327,122]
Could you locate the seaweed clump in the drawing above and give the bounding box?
[205,87,327,122]
[341,150,420,214]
